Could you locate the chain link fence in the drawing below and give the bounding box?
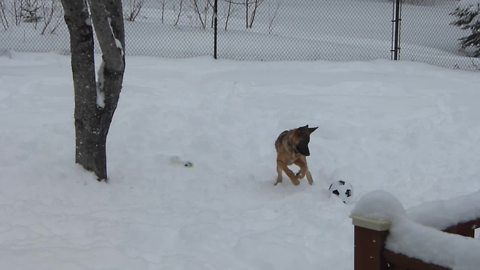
[0,0,478,70]
[400,0,479,70]
[217,0,393,61]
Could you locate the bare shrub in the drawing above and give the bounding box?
[125,0,144,21]
[21,0,42,23]
[0,0,9,30]
[224,0,232,30]
[40,0,62,34]
[12,0,24,26]
[161,0,167,23]
[191,0,207,29]
[244,0,264,29]
[174,0,183,26]
[248,0,263,28]
[268,0,280,34]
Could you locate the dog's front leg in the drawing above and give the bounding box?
[294,159,308,179]
[305,170,314,185]
[296,169,314,185]
[276,160,300,186]
[294,158,313,185]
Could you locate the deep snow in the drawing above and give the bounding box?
[1,53,480,269]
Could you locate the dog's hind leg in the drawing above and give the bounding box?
[276,160,300,186]
[274,163,283,186]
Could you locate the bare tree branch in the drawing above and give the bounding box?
[88,0,125,72]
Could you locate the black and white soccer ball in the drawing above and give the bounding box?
[328,180,353,204]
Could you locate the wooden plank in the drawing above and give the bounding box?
[383,250,450,270]
[443,218,480,238]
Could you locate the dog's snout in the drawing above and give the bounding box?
[297,142,310,156]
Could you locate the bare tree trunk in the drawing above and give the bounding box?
[60,0,125,181]
[88,0,125,181]
[60,0,98,177]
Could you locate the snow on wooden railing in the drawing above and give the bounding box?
[350,190,480,270]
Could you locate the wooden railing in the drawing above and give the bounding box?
[351,215,480,270]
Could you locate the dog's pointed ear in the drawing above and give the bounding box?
[308,127,318,134]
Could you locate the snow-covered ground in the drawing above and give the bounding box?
[1,52,480,269]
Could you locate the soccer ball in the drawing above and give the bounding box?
[328,180,353,204]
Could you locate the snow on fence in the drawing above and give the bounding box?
[351,191,480,270]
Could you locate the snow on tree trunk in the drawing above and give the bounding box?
[60,0,125,181]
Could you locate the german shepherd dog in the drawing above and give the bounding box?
[274,125,317,186]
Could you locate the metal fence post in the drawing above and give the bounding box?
[213,0,218,59]
[391,0,402,60]
[351,215,391,270]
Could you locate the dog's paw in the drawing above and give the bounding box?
[295,171,306,179]
[291,179,301,186]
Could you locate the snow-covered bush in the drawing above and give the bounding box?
[451,0,480,57]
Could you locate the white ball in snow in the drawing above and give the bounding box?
[328,180,353,204]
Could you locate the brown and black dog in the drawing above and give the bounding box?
[274,125,318,186]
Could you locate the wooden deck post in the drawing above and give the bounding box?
[351,215,391,270]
